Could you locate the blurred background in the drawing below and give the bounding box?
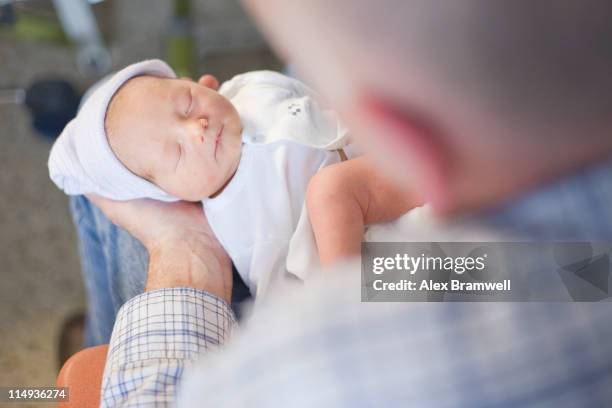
[0,0,280,405]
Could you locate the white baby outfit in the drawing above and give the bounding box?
[48,60,351,296]
[205,71,353,295]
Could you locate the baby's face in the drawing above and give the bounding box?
[105,75,243,201]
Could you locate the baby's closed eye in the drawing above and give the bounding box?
[184,88,193,116]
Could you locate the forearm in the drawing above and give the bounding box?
[146,240,231,299]
[89,197,235,407]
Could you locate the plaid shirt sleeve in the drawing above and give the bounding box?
[100,288,235,408]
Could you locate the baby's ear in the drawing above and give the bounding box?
[197,74,220,90]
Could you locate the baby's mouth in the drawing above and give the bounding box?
[213,125,224,159]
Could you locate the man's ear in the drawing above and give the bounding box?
[353,95,452,213]
[197,74,220,90]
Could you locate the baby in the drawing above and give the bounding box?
[49,60,416,296]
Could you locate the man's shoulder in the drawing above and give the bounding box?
[473,159,612,240]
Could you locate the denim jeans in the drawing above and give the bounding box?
[69,195,149,346]
[69,195,251,346]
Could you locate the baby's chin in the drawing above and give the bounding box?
[177,187,214,201]
[174,179,227,201]
[178,194,208,202]
[164,183,210,202]
[163,151,241,201]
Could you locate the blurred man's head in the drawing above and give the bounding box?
[244,0,612,215]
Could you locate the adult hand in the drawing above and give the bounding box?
[87,195,232,302]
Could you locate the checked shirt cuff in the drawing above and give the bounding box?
[101,288,235,407]
[106,287,235,366]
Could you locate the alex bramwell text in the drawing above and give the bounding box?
[372,278,511,292]
[370,251,510,293]
[361,242,612,302]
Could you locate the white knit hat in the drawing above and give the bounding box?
[48,59,179,202]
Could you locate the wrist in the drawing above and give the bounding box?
[145,236,232,303]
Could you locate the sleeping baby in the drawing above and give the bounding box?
[49,59,418,296]
[49,59,360,296]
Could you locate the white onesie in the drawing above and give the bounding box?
[211,71,351,295]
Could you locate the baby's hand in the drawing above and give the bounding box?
[197,74,220,90]
[180,74,219,90]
